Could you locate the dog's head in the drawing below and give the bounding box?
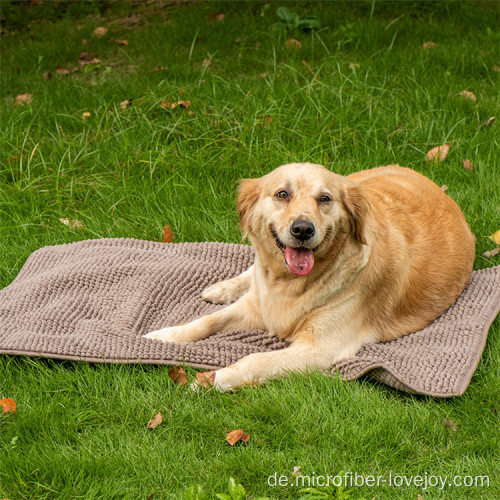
[238,163,369,276]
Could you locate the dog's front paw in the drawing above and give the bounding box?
[143,326,193,344]
[201,282,234,304]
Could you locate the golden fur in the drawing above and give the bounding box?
[145,163,475,391]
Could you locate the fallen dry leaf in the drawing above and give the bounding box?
[59,218,84,230]
[349,62,360,69]
[196,371,215,388]
[292,466,302,476]
[111,38,129,46]
[93,26,108,37]
[462,159,473,171]
[458,90,477,102]
[443,418,457,432]
[161,100,175,110]
[488,229,500,245]
[168,366,188,385]
[14,93,33,106]
[441,185,448,192]
[285,39,302,49]
[161,100,191,110]
[162,224,174,243]
[120,99,132,110]
[78,51,92,63]
[226,429,250,446]
[56,65,71,75]
[479,116,495,129]
[196,371,216,388]
[492,65,500,72]
[422,41,438,49]
[147,412,163,429]
[0,397,16,414]
[82,112,91,121]
[426,144,450,163]
[202,58,213,68]
[43,71,52,80]
[207,12,225,22]
[483,248,499,259]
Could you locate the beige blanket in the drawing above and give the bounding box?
[1,238,498,397]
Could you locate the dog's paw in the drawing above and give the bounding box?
[211,367,242,392]
[201,282,234,304]
[143,326,193,344]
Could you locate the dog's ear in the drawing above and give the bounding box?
[341,182,369,245]
[237,178,262,238]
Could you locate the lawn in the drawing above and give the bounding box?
[0,1,499,498]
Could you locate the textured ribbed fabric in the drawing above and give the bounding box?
[0,238,498,397]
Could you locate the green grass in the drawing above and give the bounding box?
[1,1,499,498]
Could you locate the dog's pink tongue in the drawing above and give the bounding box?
[284,247,314,276]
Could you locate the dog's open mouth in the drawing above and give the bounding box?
[272,230,318,276]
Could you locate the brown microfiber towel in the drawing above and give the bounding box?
[0,238,498,397]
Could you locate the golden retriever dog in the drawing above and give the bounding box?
[145,163,475,391]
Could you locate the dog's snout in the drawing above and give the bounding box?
[290,219,315,242]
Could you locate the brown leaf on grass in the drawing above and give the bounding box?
[488,230,500,245]
[349,62,360,70]
[462,159,473,171]
[422,41,438,49]
[120,99,132,110]
[147,412,163,429]
[93,26,108,37]
[111,38,129,46]
[426,144,450,163]
[0,397,16,414]
[226,429,250,446]
[59,218,84,230]
[458,90,477,102]
[162,224,174,243]
[483,248,499,259]
[492,65,500,72]
[161,100,191,110]
[43,71,52,80]
[202,58,213,69]
[479,116,495,129]
[207,12,225,22]
[79,51,92,63]
[14,93,33,106]
[82,112,91,121]
[168,366,188,385]
[196,371,216,388]
[443,418,457,432]
[441,185,448,192]
[285,39,302,49]
[292,466,302,476]
[56,65,71,75]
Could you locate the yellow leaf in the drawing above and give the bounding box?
[488,230,500,245]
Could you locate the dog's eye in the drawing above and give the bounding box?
[275,190,289,200]
[319,194,332,203]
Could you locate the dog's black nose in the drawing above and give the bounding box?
[290,219,315,241]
